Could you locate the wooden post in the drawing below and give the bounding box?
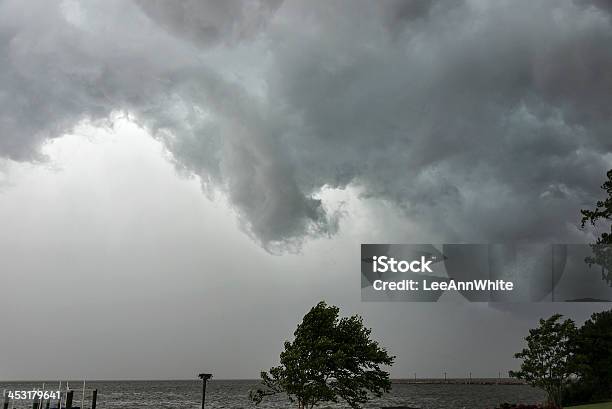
[65,391,74,409]
[58,382,62,409]
[81,381,85,409]
[91,390,97,409]
[3,391,9,409]
[45,399,50,409]
[33,396,40,409]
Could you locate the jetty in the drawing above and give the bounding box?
[392,378,526,385]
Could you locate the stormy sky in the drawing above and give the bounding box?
[0,0,611,380]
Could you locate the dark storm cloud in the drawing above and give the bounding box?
[1,0,611,247]
[135,0,283,47]
[264,0,612,242]
[577,0,612,16]
[0,0,331,248]
[383,0,459,33]
[0,0,185,161]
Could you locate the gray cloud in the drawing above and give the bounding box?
[0,0,611,249]
[2,0,612,380]
[264,0,612,242]
[383,0,460,34]
[0,0,331,249]
[577,0,612,16]
[135,0,283,47]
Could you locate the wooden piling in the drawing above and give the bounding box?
[80,381,86,409]
[33,396,40,409]
[3,391,9,409]
[91,390,97,409]
[65,391,74,409]
[57,382,61,409]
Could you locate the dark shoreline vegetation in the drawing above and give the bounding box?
[242,300,610,409]
[508,310,612,408]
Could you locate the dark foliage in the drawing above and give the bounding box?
[249,301,395,409]
[510,314,577,407]
[562,380,599,407]
[581,169,612,286]
[567,309,612,405]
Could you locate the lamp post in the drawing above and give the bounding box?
[198,373,212,409]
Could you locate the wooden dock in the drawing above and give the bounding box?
[2,388,97,409]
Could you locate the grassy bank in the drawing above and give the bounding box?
[567,402,612,409]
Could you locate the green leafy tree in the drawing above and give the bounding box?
[510,314,577,407]
[573,309,612,400]
[581,169,612,286]
[249,301,394,409]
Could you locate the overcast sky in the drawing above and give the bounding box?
[1,0,612,380]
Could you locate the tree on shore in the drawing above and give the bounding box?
[510,314,577,407]
[249,301,394,409]
[581,169,612,286]
[572,309,612,402]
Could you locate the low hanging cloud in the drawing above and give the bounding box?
[1,0,611,249]
[0,0,332,250]
[135,0,283,47]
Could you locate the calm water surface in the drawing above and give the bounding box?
[0,380,545,409]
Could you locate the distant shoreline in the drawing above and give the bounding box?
[392,378,526,385]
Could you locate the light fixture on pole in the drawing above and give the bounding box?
[198,373,212,409]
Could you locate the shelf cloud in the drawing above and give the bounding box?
[1,0,611,249]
